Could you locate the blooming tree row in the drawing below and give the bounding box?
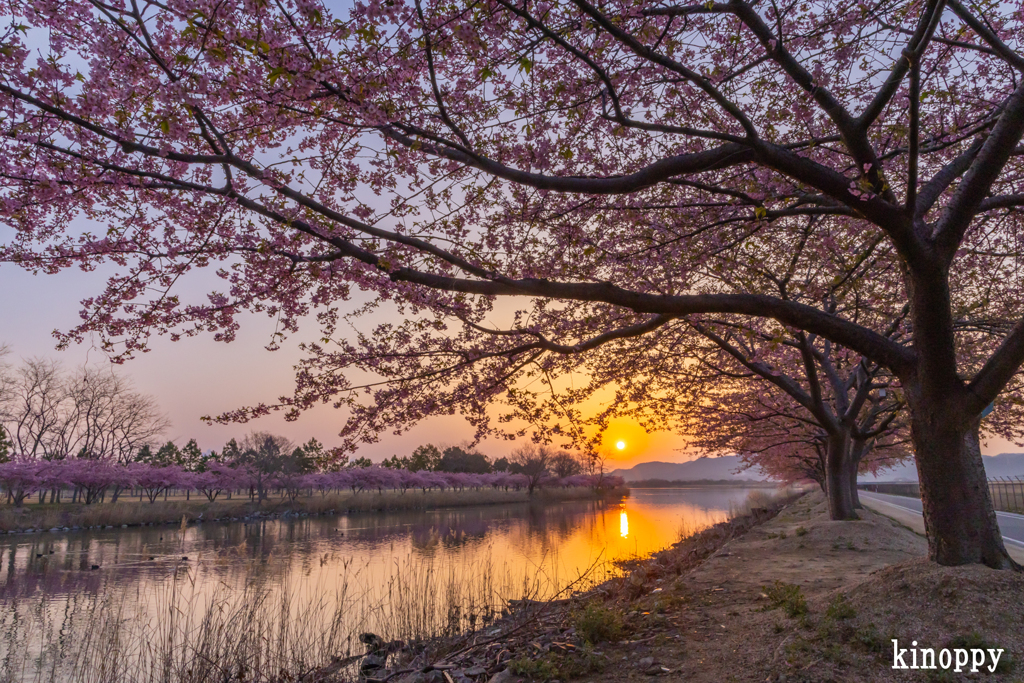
[0,457,621,507]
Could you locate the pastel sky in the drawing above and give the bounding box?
[2,254,1019,465]
[0,256,701,467]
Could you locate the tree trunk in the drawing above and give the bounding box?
[903,265,1017,568]
[848,439,868,509]
[912,413,1016,568]
[824,431,858,520]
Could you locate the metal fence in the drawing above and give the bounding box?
[858,482,921,498]
[989,477,1024,514]
[859,477,1024,514]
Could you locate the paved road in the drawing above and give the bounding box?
[859,491,1024,549]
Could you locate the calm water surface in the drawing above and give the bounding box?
[0,487,764,677]
[0,488,757,600]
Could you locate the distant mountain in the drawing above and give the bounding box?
[608,456,764,482]
[861,452,1024,482]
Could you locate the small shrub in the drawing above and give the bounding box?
[510,649,605,681]
[825,593,856,621]
[784,637,816,665]
[762,581,808,618]
[854,624,884,653]
[651,595,683,613]
[795,526,808,536]
[822,642,847,664]
[556,648,606,678]
[509,655,558,680]
[573,602,624,644]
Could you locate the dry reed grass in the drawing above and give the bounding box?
[726,485,796,521]
[0,545,573,683]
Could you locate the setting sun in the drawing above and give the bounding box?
[598,417,654,460]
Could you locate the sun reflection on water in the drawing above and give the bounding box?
[620,510,629,538]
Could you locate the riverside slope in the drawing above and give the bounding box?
[564,492,1024,683]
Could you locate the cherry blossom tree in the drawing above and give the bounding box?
[4,0,1024,567]
[0,457,44,506]
[193,461,245,501]
[127,463,177,503]
[597,317,913,519]
[63,458,124,504]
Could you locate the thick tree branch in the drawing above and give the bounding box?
[967,316,1024,412]
[946,0,1024,71]
[916,138,984,216]
[858,0,947,128]
[933,80,1024,258]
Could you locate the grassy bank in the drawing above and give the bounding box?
[0,485,629,533]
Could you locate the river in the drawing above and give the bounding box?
[0,486,768,682]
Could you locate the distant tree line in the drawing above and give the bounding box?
[381,444,588,478]
[628,479,777,488]
[0,436,618,507]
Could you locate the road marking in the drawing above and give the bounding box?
[860,493,1024,547]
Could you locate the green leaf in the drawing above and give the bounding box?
[267,67,288,85]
